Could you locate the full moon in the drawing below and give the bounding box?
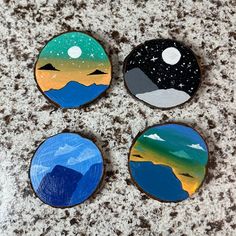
[68,46,82,58]
[162,47,181,65]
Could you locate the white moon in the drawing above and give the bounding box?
[68,46,82,58]
[162,47,181,65]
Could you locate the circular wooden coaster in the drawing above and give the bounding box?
[30,132,104,207]
[128,123,209,202]
[35,31,111,109]
[123,39,201,109]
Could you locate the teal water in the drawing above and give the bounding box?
[130,161,189,202]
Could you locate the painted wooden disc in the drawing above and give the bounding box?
[123,39,201,108]
[30,133,104,207]
[35,32,111,108]
[128,123,208,202]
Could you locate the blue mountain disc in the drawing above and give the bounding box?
[30,133,104,207]
[35,31,111,108]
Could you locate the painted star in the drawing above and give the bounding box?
[151,56,158,62]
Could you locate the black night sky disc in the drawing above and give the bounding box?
[123,39,201,108]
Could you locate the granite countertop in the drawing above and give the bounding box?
[0,1,235,235]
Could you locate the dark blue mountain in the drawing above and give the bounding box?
[45,81,108,108]
[129,161,189,202]
[36,165,82,207]
[70,163,103,205]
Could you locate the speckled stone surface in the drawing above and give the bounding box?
[0,1,235,235]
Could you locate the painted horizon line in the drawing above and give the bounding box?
[44,80,108,92]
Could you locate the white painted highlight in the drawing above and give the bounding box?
[162,47,181,65]
[68,46,82,58]
[30,164,50,176]
[136,88,190,108]
[187,144,205,151]
[67,148,98,165]
[55,144,78,156]
[143,134,165,141]
[170,150,191,159]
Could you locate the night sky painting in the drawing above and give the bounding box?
[123,39,201,108]
[35,32,111,108]
[129,124,208,202]
[30,133,103,207]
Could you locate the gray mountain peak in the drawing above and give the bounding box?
[124,68,158,95]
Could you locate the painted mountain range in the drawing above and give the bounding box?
[125,68,190,108]
[36,163,103,207]
[45,81,108,108]
[36,165,82,206]
[69,163,102,204]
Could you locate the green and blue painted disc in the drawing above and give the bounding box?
[35,31,111,108]
[129,123,208,202]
